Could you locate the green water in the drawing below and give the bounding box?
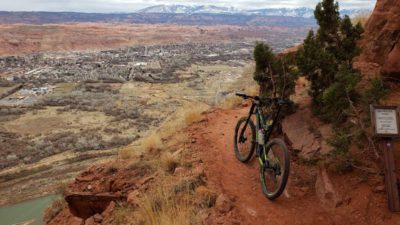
[0,195,59,225]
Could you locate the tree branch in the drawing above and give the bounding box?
[345,91,380,159]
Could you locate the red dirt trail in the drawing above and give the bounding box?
[188,107,400,225]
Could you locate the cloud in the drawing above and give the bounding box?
[0,0,376,12]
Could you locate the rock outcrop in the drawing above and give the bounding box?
[358,0,400,80]
[47,161,155,224]
[282,77,333,158]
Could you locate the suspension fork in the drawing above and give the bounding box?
[239,103,256,140]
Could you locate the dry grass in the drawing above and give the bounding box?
[119,102,206,161]
[113,204,136,225]
[182,104,208,126]
[219,95,243,109]
[158,102,209,139]
[138,185,195,225]
[118,147,136,159]
[352,12,371,27]
[141,132,163,152]
[161,152,180,173]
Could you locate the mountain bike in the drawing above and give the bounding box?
[234,93,290,200]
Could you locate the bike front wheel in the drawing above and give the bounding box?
[234,117,256,163]
[259,138,290,200]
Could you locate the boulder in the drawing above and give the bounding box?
[282,107,333,158]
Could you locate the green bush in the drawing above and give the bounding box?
[297,0,364,123]
[253,42,297,98]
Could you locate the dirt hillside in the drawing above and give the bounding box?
[46,103,400,225]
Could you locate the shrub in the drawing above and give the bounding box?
[297,0,363,120]
[253,42,297,98]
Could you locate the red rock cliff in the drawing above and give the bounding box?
[358,0,400,80]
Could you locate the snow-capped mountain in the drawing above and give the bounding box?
[137,5,370,18]
[246,7,315,18]
[137,5,240,14]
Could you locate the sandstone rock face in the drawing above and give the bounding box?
[382,43,400,77]
[359,0,400,79]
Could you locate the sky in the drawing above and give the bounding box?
[0,0,376,12]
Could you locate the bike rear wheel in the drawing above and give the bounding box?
[259,138,289,200]
[234,117,256,162]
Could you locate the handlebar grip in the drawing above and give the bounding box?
[235,93,248,99]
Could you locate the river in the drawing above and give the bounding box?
[0,195,59,225]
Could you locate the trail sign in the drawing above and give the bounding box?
[370,105,400,212]
[370,105,400,138]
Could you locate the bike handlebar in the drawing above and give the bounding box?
[235,93,290,106]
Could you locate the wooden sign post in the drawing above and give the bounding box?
[370,105,400,212]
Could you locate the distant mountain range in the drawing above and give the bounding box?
[136,5,370,18]
[0,5,369,26]
[137,5,241,14]
[0,11,316,27]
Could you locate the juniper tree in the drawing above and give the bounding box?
[296,0,363,123]
[253,42,297,98]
